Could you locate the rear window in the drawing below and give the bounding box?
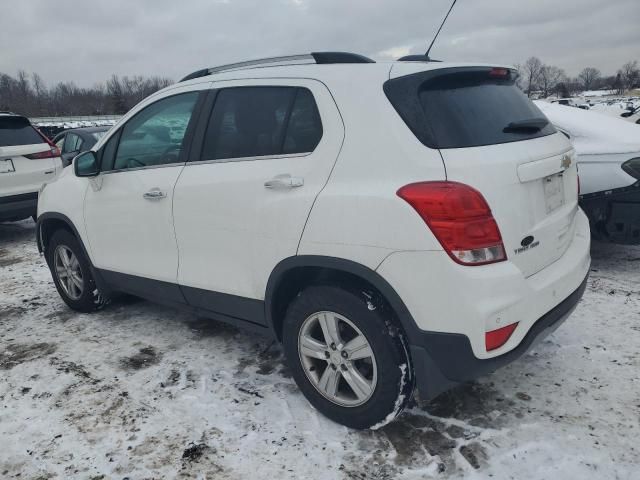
[0,116,44,147]
[384,67,556,149]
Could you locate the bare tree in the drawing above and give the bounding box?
[578,67,601,91]
[0,70,173,116]
[521,57,543,97]
[618,60,639,92]
[539,65,566,98]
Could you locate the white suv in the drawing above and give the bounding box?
[1,112,62,222]
[37,52,591,429]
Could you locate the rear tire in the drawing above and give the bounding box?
[46,229,108,313]
[282,285,413,429]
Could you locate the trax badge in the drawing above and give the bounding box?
[514,236,539,255]
[561,155,572,169]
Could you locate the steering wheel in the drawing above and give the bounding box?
[161,145,181,164]
[125,157,145,168]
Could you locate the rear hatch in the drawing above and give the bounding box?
[385,66,579,277]
[0,115,58,197]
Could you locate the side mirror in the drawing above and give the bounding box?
[73,151,99,177]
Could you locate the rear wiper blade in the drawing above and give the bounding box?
[503,117,549,132]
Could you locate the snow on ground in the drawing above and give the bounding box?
[0,220,639,479]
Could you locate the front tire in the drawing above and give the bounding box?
[282,285,413,429]
[46,229,107,313]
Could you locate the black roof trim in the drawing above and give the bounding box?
[398,54,442,63]
[180,68,210,83]
[310,52,375,64]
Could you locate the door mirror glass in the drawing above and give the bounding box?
[74,151,99,177]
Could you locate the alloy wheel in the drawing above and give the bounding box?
[54,245,84,301]
[298,311,377,407]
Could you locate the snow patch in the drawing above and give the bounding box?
[370,363,407,430]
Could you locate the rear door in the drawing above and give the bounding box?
[385,66,579,277]
[0,116,58,196]
[173,79,344,318]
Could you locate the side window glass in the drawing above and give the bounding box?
[283,88,323,154]
[63,133,80,153]
[201,87,295,161]
[113,92,199,171]
[55,135,65,151]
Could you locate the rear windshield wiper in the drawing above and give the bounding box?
[503,117,549,133]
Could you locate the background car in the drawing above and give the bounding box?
[536,101,640,244]
[0,112,62,222]
[53,126,111,166]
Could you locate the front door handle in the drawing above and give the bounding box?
[143,188,167,200]
[264,174,304,189]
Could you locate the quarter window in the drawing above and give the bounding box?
[112,92,199,171]
[201,87,322,161]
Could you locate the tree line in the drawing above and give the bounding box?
[0,72,172,117]
[1,59,639,118]
[515,58,639,98]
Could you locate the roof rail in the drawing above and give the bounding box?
[180,51,375,82]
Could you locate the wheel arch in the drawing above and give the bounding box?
[265,255,421,343]
[36,212,110,294]
[37,212,84,256]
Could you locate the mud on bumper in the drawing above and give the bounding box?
[580,183,640,245]
[409,273,589,401]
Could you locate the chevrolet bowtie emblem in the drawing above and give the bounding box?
[561,155,572,169]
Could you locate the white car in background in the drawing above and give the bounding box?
[535,101,640,244]
[0,112,63,222]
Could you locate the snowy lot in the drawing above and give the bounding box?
[1,220,638,479]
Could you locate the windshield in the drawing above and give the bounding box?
[92,131,107,141]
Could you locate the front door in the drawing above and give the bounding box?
[84,88,204,296]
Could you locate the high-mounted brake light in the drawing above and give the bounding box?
[25,127,61,159]
[489,67,509,78]
[397,181,507,266]
[485,322,518,351]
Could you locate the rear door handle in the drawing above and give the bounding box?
[143,188,167,200]
[264,174,304,189]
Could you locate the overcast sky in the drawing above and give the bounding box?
[1,0,638,86]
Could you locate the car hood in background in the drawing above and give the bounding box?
[535,101,640,157]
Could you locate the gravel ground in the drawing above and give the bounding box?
[0,219,638,479]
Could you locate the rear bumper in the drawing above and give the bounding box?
[0,192,38,221]
[409,274,588,400]
[580,182,640,245]
[376,208,591,400]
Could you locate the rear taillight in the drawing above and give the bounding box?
[25,127,61,159]
[397,181,507,266]
[485,322,518,351]
[24,146,60,159]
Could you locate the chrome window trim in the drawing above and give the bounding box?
[188,152,312,166]
[100,161,186,175]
